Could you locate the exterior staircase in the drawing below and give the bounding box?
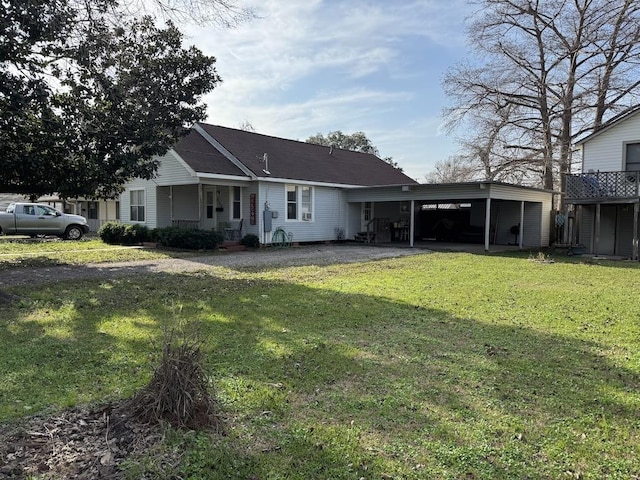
[354,217,390,243]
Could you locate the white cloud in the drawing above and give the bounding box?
[183,0,472,181]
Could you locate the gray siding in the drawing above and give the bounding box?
[156,187,172,227]
[522,203,542,247]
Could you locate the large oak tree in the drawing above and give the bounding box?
[439,0,640,192]
[1,0,222,199]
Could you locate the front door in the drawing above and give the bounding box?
[203,187,218,230]
[361,202,373,232]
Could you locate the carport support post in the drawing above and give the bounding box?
[633,202,639,261]
[484,197,491,252]
[519,201,525,249]
[409,200,415,247]
[594,203,601,256]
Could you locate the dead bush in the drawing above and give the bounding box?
[127,326,223,432]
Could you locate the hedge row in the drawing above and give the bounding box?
[98,222,225,250]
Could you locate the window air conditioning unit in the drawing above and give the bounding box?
[302,212,312,221]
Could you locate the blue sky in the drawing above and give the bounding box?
[186,0,474,182]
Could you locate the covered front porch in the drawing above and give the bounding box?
[157,183,251,241]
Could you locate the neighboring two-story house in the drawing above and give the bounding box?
[565,106,640,259]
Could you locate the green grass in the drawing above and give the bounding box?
[1,251,639,479]
[0,237,198,269]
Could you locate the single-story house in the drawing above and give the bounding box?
[565,106,640,259]
[115,123,553,250]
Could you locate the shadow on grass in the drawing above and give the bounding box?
[0,270,638,478]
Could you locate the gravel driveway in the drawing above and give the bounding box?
[0,244,430,288]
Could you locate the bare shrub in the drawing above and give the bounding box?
[127,326,223,432]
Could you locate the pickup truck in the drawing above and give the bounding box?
[0,203,90,240]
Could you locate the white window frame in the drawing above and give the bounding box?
[286,184,313,221]
[230,186,242,220]
[129,189,146,223]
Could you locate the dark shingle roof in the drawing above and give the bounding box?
[172,130,247,176]
[173,123,417,186]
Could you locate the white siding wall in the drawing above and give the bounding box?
[121,178,158,228]
[583,110,640,172]
[154,151,197,185]
[258,182,345,244]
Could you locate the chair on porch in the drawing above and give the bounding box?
[224,219,243,241]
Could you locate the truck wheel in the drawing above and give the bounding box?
[65,225,84,240]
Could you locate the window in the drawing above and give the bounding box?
[115,201,120,220]
[626,143,640,171]
[286,185,313,221]
[363,201,372,222]
[206,191,214,219]
[232,186,241,219]
[301,186,312,221]
[130,189,145,222]
[287,185,298,220]
[88,202,98,220]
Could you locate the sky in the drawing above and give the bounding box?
[186,0,475,183]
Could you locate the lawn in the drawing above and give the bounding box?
[1,250,639,479]
[0,237,198,269]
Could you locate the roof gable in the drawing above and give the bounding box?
[576,105,640,146]
[174,123,417,186]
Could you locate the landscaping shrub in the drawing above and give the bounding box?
[98,222,150,245]
[98,222,126,244]
[121,224,150,245]
[154,227,223,250]
[240,233,260,248]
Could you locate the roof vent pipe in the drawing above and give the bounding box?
[329,145,333,155]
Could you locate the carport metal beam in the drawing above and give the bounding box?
[484,198,491,252]
[519,201,525,249]
[409,200,415,247]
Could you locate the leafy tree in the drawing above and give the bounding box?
[306,131,402,171]
[442,0,640,192]
[1,0,221,199]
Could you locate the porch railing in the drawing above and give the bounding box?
[172,219,201,229]
[565,171,640,201]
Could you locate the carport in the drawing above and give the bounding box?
[344,182,554,251]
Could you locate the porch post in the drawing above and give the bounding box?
[170,186,174,225]
[484,197,491,252]
[198,184,203,228]
[572,205,580,245]
[409,200,415,248]
[633,203,639,261]
[594,203,601,255]
[519,201,525,249]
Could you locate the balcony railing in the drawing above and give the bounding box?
[565,171,640,201]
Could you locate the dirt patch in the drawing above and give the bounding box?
[0,402,167,479]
